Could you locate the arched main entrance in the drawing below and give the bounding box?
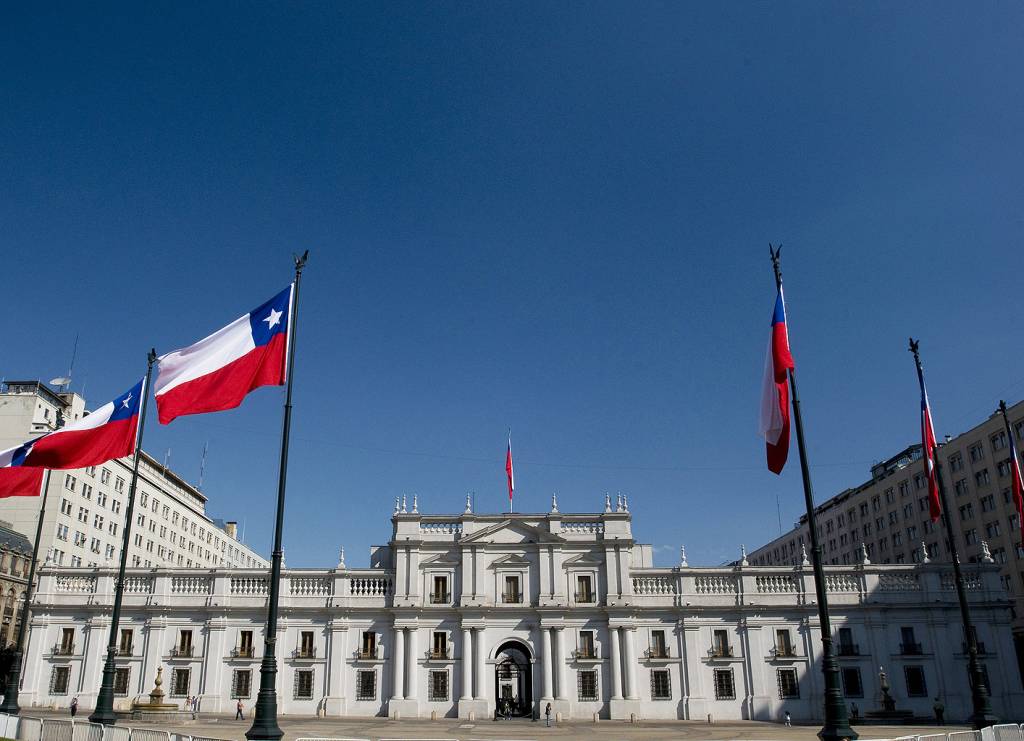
[493,640,533,718]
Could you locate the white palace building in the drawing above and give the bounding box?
[18,501,1024,723]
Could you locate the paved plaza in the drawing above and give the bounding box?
[22,710,970,741]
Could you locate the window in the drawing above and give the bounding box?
[293,669,314,699]
[975,469,991,487]
[969,444,985,463]
[777,668,799,699]
[59,628,75,654]
[893,531,902,546]
[502,575,521,603]
[299,631,314,658]
[356,670,376,700]
[907,524,918,540]
[60,498,73,515]
[101,468,111,484]
[171,668,190,697]
[888,511,898,525]
[361,631,376,658]
[949,453,964,472]
[859,503,869,517]
[884,488,895,504]
[90,537,101,554]
[429,669,449,701]
[97,491,107,507]
[430,575,448,604]
[111,499,121,514]
[64,474,76,492]
[960,504,975,522]
[713,669,735,700]
[108,522,118,537]
[70,555,82,567]
[914,473,925,490]
[576,574,594,603]
[981,494,996,513]
[56,524,69,541]
[992,431,1007,451]
[650,669,670,700]
[232,669,252,698]
[955,479,969,497]
[115,476,125,493]
[837,628,856,655]
[985,521,1001,539]
[50,666,71,695]
[774,629,793,657]
[118,629,133,655]
[991,546,1007,564]
[711,629,731,657]
[841,667,863,697]
[904,666,927,697]
[431,631,448,659]
[577,630,596,659]
[81,484,92,500]
[998,459,1013,478]
[900,627,921,654]
[898,480,910,497]
[649,629,667,659]
[113,667,130,696]
[78,507,88,523]
[178,629,193,655]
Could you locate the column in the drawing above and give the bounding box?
[474,628,486,701]
[392,627,405,700]
[540,627,553,700]
[406,627,418,700]
[554,627,568,700]
[623,626,638,699]
[609,627,623,699]
[460,628,473,699]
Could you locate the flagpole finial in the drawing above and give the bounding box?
[908,337,920,358]
[294,250,310,273]
[769,244,783,288]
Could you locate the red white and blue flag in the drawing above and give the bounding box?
[505,434,515,504]
[155,286,292,425]
[914,361,942,521]
[1009,431,1024,541]
[0,379,145,497]
[759,288,795,474]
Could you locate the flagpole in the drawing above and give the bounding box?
[770,247,856,741]
[247,251,308,741]
[0,469,52,715]
[90,349,157,725]
[910,338,996,727]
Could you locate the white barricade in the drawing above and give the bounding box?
[991,725,1024,741]
[40,719,73,741]
[189,737,237,741]
[294,737,372,741]
[0,713,19,740]
[17,716,41,741]
[104,727,130,741]
[70,721,103,741]
[950,732,984,741]
[919,734,949,741]
[128,728,171,741]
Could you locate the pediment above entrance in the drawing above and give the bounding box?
[488,553,532,567]
[419,552,460,567]
[563,552,604,567]
[459,519,564,545]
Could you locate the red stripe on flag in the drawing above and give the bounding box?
[0,468,44,498]
[27,418,138,470]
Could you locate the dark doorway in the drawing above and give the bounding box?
[493,640,532,718]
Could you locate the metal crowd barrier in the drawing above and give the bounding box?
[0,716,232,741]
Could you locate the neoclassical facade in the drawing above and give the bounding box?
[19,505,1024,722]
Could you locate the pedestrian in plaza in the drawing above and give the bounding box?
[236,699,244,720]
[933,697,945,725]
[70,697,78,718]
[784,710,791,726]
[545,702,552,727]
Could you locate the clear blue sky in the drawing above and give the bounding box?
[2,3,1022,567]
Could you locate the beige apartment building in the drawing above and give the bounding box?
[748,398,1024,678]
[0,380,267,571]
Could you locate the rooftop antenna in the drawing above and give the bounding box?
[198,441,209,490]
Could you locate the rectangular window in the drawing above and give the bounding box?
[949,453,964,472]
[119,629,133,655]
[356,670,376,700]
[955,479,970,497]
[64,474,76,491]
[239,630,254,657]
[299,631,314,658]
[975,469,991,487]
[775,629,793,657]
[232,669,252,698]
[171,669,190,697]
[841,667,863,697]
[293,669,314,699]
[980,494,996,513]
[649,669,670,700]
[429,669,449,701]
[577,671,598,700]
[711,629,731,657]
[50,666,71,695]
[101,468,111,484]
[992,431,1007,451]
[576,630,595,659]
[113,667,130,696]
[777,668,799,699]
[502,575,521,603]
[361,631,376,658]
[898,481,910,497]
[431,575,448,603]
[970,444,985,462]
[900,627,921,655]
[431,631,448,659]
[713,669,735,700]
[576,574,594,603]
[650,629,667,658]
[904,665,927,697]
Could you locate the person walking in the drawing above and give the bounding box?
[933,697,945,725]
[784,710,792,726]
[235,699,244,720]
[70,697,78,718]
[545,702,552,727]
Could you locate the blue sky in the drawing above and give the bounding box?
[2,2,1022,567]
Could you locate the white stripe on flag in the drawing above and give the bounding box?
[155,313,256,396]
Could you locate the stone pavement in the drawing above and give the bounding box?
[22,710,971,741]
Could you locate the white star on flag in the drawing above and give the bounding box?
[121,393,132,409]
[263,308,283,329]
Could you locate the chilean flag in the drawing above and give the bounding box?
[155,286,292,425]
[914,361,942,521]
[505,434,515,503]
[1009,432,1024,542]
[0,379,144,497]
[759,288,795,474]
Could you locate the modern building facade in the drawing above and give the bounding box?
[747,399,1024,671]
[19,504,1023,722]
[0,380,267,571]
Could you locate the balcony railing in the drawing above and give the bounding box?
[501,592,522,604]
[230,647,255,658]
[707,645,733,658]
[115,646,134,657]
[428,592,451,604]
[425,647,451,660]
[169,646,194,657]
[575,592,596,604]
[837,643,860,656]
[899,641,923,655]
[52,644,75,656]
[644,647,670,659]
[354,646,383,660]
[770,646,797,658]
[571,647,598,660]
[292,647,317,659]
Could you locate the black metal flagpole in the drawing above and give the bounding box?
[0,469,53,715]
[770,246,856,741]
[246,251,308,741]
[910,337,995,727]
[90,348,158,725]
